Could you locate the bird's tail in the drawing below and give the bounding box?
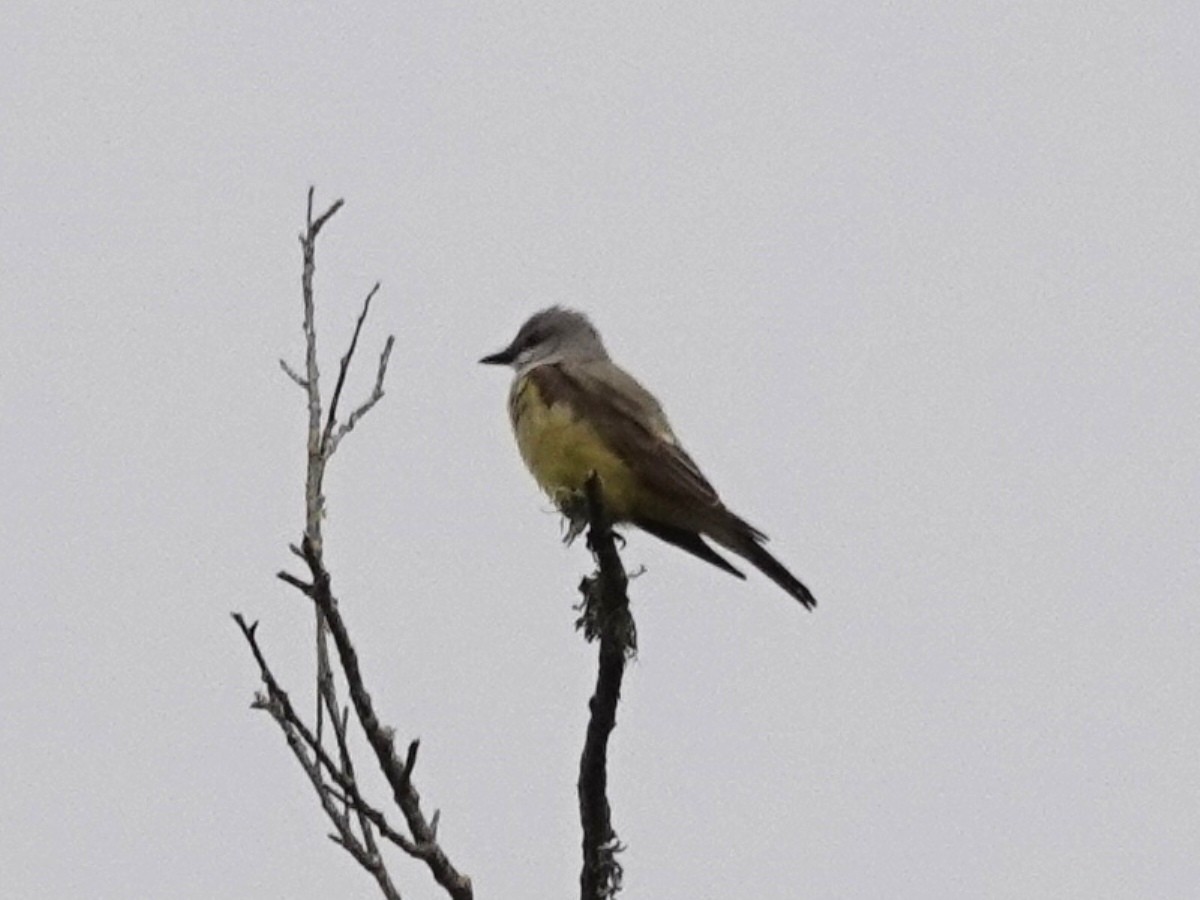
[709,515,817,610]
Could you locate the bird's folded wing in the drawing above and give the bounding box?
[528,361,723,511]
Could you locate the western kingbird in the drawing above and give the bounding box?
[480,307,816,609]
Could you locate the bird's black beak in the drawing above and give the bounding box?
[479,346,516,365]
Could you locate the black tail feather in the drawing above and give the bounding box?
[735,539,817,609]
[634,518,747,580]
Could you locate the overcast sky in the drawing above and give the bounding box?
[4,3,1198,898]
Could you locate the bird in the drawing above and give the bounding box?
[480,307,816,609]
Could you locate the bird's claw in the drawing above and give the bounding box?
[557,489,590,545]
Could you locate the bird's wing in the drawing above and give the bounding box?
[527,360,729,516]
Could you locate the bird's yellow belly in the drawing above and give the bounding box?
[511,379,638,520]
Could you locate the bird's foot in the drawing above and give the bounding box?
[556,489,590,545]
[555,481,626,548]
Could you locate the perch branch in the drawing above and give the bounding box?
[576,473,633,899]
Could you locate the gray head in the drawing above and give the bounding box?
[479,306,609,370]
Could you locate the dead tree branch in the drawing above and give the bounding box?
[576,473,634,899]
[233,188,472,900]
[232,613,406,900]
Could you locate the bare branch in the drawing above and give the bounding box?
[233,613,429,864]
[233,614,345,788]
[276,570,314,596]
[327,334,395,456]
[307,187,345,238]
[296,188,339,774]
[403,739,420,779]
[297,537,474,899]
[321,785,423,857]
[577,474,632,900]
[322,282,382,459]
[231,613,401,899]
[280,358,308,388]
[295,187,349,550]
[238,189,473,898]
[320,658,378,863]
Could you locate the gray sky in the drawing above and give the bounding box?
[4,3,1197,898]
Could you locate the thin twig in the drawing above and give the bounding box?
[322,679,378,862]
[327,335,395,456]
[322,282,381,457]
[308,190,345,237]
[277,571,314,595]
[280,358,309,388]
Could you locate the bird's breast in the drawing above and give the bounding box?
[508,376,638,519]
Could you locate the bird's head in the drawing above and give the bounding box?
[479,306,609,371]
